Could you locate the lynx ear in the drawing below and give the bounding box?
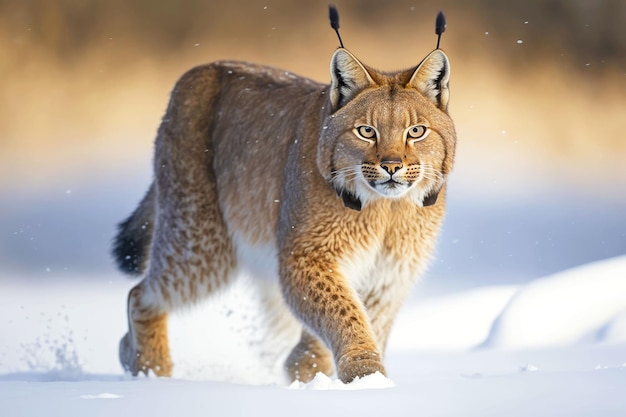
[330,49,376,111]
[407,50,450,112]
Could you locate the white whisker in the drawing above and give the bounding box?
[419,164,444,183]
[330,165,362,182]
[330,167,359,177]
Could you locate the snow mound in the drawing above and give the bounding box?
[288,372,395,390]
[389,286,518,350]
[600,309,626,344]
[483,256,626,349]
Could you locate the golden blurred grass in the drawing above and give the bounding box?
[1,0,624,190]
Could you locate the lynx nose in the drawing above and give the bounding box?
[380,160,403,176]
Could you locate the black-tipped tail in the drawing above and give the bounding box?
[112,184,155,276]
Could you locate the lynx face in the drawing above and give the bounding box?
[324,88,449,208]
[318,49,455,210]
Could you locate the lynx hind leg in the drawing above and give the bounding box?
[120,172,236,377]
[121,240,236,377]
[120,280,172,377]
[120,199,236,377]
[120,64,238,377]
[285,330,334,383]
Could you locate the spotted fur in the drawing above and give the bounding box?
[114,47,456,383]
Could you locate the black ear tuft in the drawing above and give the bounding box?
[329,5,340,30]
[435,11,446,49]
[328,5,344,48]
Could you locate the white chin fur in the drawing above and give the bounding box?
[355,180,413,206]
[372,183,411,198]
[359,180,439,208]
[346,174,435,208]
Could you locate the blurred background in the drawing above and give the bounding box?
[0,0,624,293]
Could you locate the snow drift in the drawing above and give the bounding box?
[483,256,626,348]
[0,256,625,416]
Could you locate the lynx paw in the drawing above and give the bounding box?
[286,351,334,383]
[337,350,386,383]
[285,336,334,383]
[119,332,172,377]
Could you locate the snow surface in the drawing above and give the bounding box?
[483,256,626,348]
[1,257,625,416]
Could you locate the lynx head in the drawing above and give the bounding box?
[317,48,456,211]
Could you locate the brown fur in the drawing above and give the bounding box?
[115,46,456,383]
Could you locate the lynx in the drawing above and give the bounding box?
[113,11,455,383]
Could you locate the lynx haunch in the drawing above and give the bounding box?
[113,20,456,384]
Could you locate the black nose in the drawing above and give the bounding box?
[380,160,403,175]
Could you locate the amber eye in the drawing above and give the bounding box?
[407,125,429,141]
[355,125,378,141]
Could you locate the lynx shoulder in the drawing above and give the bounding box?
[113,11,456,384]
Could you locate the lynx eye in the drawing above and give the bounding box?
[406,125,430,142]
[355,125,378,142]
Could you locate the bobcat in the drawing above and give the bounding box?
[113,20,455,384]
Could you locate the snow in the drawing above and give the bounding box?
[288,371,395,390]
[1,257,625,416]
[389,285,518,350]
[484,256,626,348]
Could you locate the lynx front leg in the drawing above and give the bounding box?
[364,288,409,360]
[280,257,385,383]
[285,330,334,383]
[120,280,172,377]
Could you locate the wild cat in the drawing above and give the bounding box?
[113,8,455,383]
